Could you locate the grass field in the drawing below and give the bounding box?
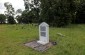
[0,24,85,55]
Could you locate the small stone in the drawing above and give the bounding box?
[52,42,57,45]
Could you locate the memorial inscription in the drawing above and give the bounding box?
[40,26,46,31]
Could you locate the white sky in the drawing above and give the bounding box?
[0,0,25,14]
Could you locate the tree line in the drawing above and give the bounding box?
[0,0,85,27]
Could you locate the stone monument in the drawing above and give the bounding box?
[25,22,54,52]
[37,22,49,45]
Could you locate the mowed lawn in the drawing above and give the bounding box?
[0,24,85,55]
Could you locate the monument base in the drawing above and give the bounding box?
[24,40,53,52]
[37,40,49,45]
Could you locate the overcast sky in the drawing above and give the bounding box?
[0,0,25,14]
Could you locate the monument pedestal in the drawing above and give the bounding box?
[37,40,49,45]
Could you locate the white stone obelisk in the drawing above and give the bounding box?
[37,22,49,45]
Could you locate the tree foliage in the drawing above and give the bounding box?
[4,2,15,24]
[75,2,85,23]
[8,16,16,24]
[22,0,40,23]
[2,0,84,27]
[21,10,36,24]
[40,0,77,27]
[4,2,15,16]
[0,14,6,24]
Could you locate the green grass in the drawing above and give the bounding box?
[0,24,85,55]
